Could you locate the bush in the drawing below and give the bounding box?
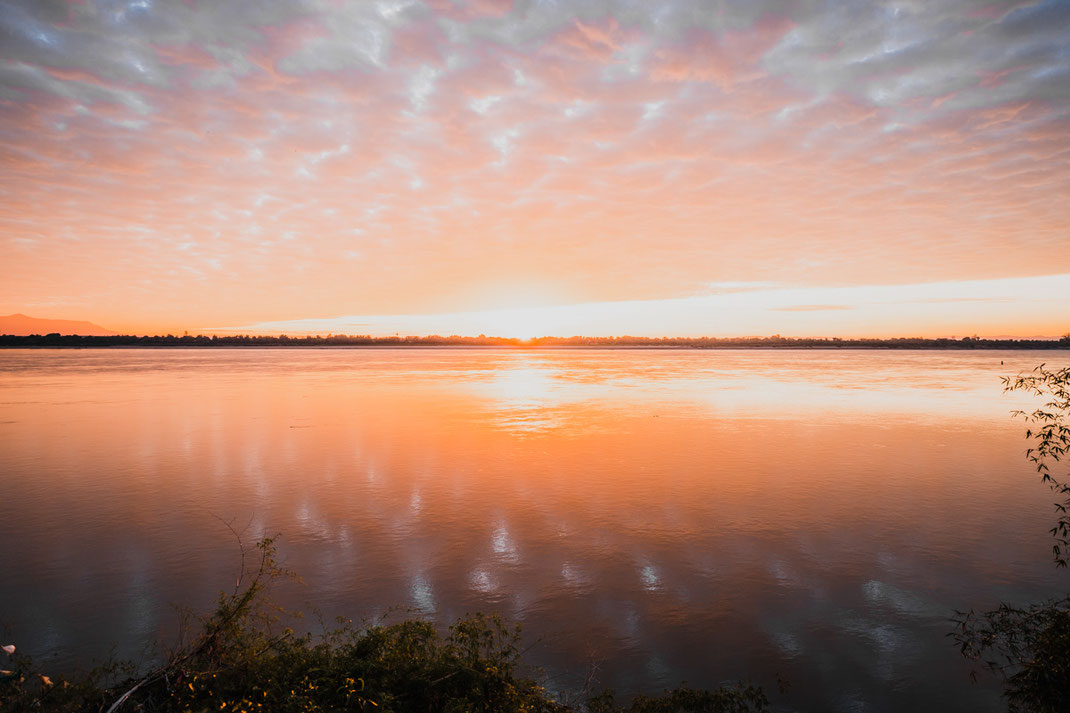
[952,598,1070,713]
[1,537,767,713]
[586,685,768,713]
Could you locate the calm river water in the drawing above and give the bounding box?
[1,348,1068,711]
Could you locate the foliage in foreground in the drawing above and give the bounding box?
[952,598,1070,713]
[0,537,767,713]
[1002,365,1070,568]
[953,364,1070,713]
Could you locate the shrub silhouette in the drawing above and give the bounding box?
[1,536,767,713]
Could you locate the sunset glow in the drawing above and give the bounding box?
[1,0,1068,336]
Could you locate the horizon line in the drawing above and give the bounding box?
[4,332,1068,343]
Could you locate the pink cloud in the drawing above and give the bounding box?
[152,43,220,71]
[547,17,633,63]
[649,16,793,89]
[390,21,450,68]
[424,0,512,21]
[977,65,1026,88]
[465,0,513,18]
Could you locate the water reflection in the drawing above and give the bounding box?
[0,348,1067,712]
[411,575,435,613]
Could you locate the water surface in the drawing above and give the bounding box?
[1,348,1067,712]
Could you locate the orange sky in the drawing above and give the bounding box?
[1,0,1068,337]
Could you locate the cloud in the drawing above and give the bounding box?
[763,0,1070,115]
[770,304,852,312]
[202,274,1070,339]
[1,0,1067,334]
[900,297,1017,304]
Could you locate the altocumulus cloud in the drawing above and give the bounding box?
[0,0,1067,333]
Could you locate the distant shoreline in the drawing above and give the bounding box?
[2,334,1068,350]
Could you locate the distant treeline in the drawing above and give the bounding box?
[2,333,1069,349]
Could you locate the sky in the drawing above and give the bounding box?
[1,0,1068,338]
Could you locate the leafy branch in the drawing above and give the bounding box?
[950,364,1070,713]
[1002,364,1070,567]
[105,533,297,712]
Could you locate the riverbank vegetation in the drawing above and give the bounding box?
[0,537,768,713]
[2,333,1069,349]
